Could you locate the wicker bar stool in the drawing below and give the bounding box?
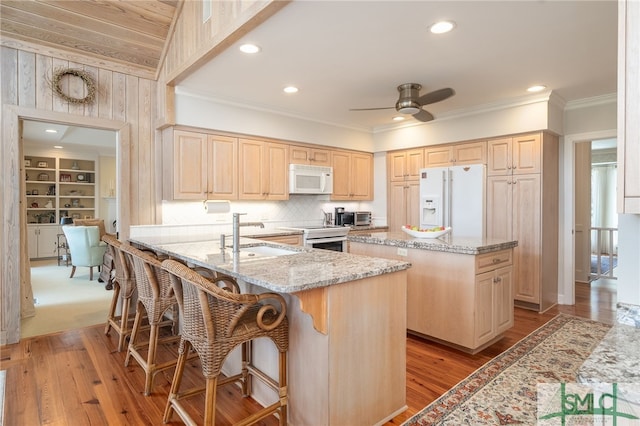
[120,244,180,396]
[161,259,289,425]
[102,235,137,352]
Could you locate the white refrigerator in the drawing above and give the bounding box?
[419,164,486,238]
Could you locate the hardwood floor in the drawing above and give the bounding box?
[1,279,616,426]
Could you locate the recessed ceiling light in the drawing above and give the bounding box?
[392,116,405,121]
[527,85,547,92]
[239,43,261,54]
[53,145,64,149]
[430,21,455,34]
[283,86,299,94]
[45,129,58,133]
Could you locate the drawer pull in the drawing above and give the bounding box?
[492,258,501,264]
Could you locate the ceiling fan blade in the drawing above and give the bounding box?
[417,88,455,105]
[349,106,395,111]
[413,109,434,122]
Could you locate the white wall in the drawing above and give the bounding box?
[175,89,374,151]
[372,92,559,151]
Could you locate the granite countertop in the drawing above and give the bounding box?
[130,236,411,294]
[348,231,518,255]
[577,303,640,385]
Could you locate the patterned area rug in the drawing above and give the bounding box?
[403,314,612,425]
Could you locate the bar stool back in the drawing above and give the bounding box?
[119,244,180,396]
[102,234,136,352]
[161,259,289,425]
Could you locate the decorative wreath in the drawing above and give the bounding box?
[51,68,96,104]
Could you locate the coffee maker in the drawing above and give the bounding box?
[334,207,346,226]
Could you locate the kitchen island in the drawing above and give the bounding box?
[349,231,518,353]
[130,235,411,426]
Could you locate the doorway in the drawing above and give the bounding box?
[572,132,617,304]
[1,104,132,344]
[21,118,117,338]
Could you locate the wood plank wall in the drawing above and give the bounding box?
[0,46,158,345]
[157,0,288,123]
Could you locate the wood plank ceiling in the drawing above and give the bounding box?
[0,0,179,78]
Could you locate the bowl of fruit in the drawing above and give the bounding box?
[401,225,452,239]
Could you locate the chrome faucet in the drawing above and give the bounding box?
[232,213,264,254]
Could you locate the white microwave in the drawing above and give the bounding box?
[289,164,333,194]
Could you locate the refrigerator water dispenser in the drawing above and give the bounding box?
[420,195,443,227]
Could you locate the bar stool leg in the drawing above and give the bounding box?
[143,323,159,396]
[279,351,288,426]
[163,340,190,423]
[203,376,219,425]
[104,282,120,335]
[125,302,143,367]
[117,296,132,352]
[241,341,251,396]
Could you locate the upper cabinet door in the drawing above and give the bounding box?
[487,134,540,176]
[487,137,512,176]
[350,152,373,199]
[239,139,289,200]
[424,146,452,168]
[173,130,208,200]
[207,135,238,200]
[511,133,541,174]
[290,145,331,166]
[453,141,486,165]
[388,149,424,181]
[330,150,373,200]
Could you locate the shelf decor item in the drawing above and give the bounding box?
[71,161,80,170]
[76,173,86,182]
[24,159,31,167]
[60,173,72,182]
[37,161,48,168]
[37,173,49,181]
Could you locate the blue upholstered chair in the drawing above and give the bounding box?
[62,225,107,280]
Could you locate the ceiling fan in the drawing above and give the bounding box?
[350,83,455,122]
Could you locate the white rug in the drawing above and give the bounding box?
[20,259,112,338]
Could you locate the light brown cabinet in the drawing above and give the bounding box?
[163,130,238,200]
[387,149,423,231]
[239,139,289,200]
[387,149,424,182]
[487,134,541,176]
[331,150,373,200]
[253,234,302,246]
[349,242,514,353]
[423,140,486,167]
[289,145,331,166]
[486,132,558,312]
[388,181,420,232]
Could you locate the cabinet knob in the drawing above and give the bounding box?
[492,258,500,263]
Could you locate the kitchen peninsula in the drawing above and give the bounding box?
[130,234,410,425]
[349,231,518,353]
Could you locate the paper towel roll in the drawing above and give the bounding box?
[204,200,231,214]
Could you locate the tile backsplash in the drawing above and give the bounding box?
[160,196,384,230]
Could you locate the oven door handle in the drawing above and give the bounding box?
[306,236,347,244]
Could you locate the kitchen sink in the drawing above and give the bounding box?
[240,245,299,257]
